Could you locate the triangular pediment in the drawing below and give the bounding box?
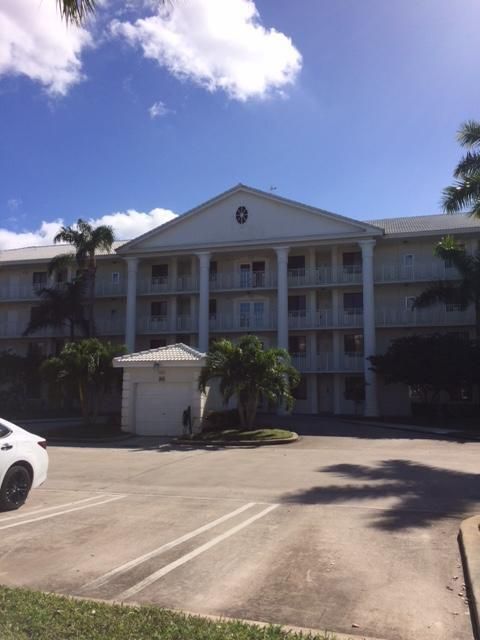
[118,185,382,255]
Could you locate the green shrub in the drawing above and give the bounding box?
[203,409,240,432]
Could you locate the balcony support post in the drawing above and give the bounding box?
[275,246,290,350]
[197,252,210,352]
[359,239,379,417]
[125,257,138,352]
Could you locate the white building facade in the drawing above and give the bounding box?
[1,185,479,417]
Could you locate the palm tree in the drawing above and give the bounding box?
[198,335,300,429]
[51,219,115,337]
[56,0,95,25]
[442,120,480,217]
[23,279,89,341]
[414,236,480,338]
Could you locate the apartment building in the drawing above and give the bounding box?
[1,184,479,417]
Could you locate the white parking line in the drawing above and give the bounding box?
[83,502,257,592]
[0,496,102,523]
[0,495,125,531]
[119,504,279,600]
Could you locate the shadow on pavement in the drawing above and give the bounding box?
[281,459,480,530]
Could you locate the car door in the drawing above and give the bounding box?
[0,423,16,484]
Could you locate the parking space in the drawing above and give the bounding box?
[1,420,480,640]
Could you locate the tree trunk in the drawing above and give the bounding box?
[69,319,75,341]
[475,296,480,341]
[87,261,96,337]
[78,380,89,424]
[238,402,247,428]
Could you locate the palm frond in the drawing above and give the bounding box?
[56,0,96,25]
[453,151,480,179]
[413,282,457,309]
[441,175,480,215]
[47,252,76,277]
[457,120,480,149]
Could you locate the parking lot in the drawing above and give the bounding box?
[1,419,480,640]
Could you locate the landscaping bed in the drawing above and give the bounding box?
[179,427,298,444]
[0,586,329,640]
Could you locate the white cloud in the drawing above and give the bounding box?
[111,0,302,101]
[0,207,177,250]
[0,0,92,95]
[148,100,170,118]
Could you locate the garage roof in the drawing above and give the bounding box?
[114,343,205,366]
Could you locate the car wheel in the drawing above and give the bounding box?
[0,465,32,511]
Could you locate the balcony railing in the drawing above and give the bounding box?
[138,276,198,295]
[375,307,475,327]
[209,271,277,291]
[288,309,364,329]
[375,262,460,283]
[287,266,363,288]
[291,352,364,372]
[139,315,198,334]
[209,313,276,332]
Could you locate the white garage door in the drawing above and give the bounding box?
[135,382,192,436]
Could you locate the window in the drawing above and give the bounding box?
[240,264,251,288]
[289,335,307,353]
[344,334,364,355]
[444,290,463,313]
[30,306,42,323]
[288,295,307,316]
[209,261,217,282]
[403,254,414,267]
[0,424,11,438]
[288,255,306,274]
[150,338,167,349]
[151,264,168,282]
[344,376,365,402]
[292,375,307,400]
[252,261,265,287]
[209,299,217,319]
[449,385,472,402]
[342,252,362,273]
[405,296,416,311]
[151,301,167,317]
[32,272,47,287]
[343,292,363,311]
[112,272,120,284]
[239,301,265,328]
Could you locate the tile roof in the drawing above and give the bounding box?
[114,343,205,365]
[0,241,126,264]
[367,213,480,236]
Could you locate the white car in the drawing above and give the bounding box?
[0,418,48,511]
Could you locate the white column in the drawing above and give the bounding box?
[197,252,210,353]
[275,246,289,350]
[359,239,379,417]
[125,257,138,353]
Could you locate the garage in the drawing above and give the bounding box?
[114,343,215,436]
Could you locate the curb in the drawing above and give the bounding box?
[459,516,480,639]
[346,419,480,441]
[176,433,299,447]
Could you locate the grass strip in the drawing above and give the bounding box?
[188,428,295,442]
[0,586,331,640]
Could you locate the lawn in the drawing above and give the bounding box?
[0,587,332,640]
[185,428,296,442]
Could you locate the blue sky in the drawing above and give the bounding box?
[0,0,479,248]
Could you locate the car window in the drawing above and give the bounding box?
[0,424,11,438]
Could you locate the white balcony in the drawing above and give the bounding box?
[375,306,475,327]
[287,266,363,288]
[209,271,277,291]
[209,313,276,332]
[288,309,364,329]
[95,281,126,297]
[139,315,198,334]
[375,262,460,284]
[291,352,364,372]
[137,276,198,295]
